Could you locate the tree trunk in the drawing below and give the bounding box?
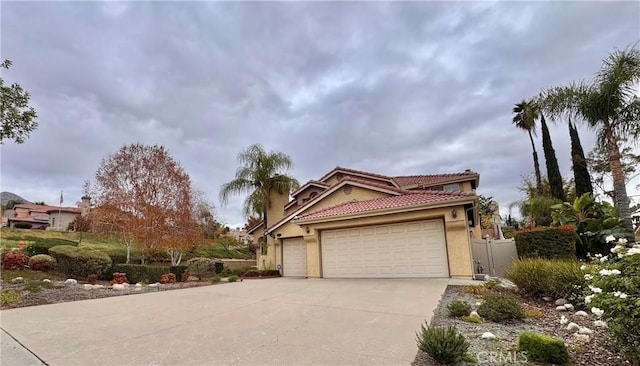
[604,124,633,230]
[528,131,543,195]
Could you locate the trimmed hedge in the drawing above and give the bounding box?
[49,245,112,278]
[503,258,585,299]
[32,238,79,255]
[14,223,32,229]
[518,331,569,365]
[514,228,578,260]
[186,257,217,279]
[112,264,188,283]
[28,254,56,272]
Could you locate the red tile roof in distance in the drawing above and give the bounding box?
[296,190,475,221]
[393,171,478,188]
[14,203,80,214]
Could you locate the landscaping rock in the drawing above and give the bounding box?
[83,284,94,290]
[112,284,126,290]
[560,315,568,325]
[64,279,78,286]
[593,320,608,328]
[188,276,199,282]
[555,298,568,306]
[481,332,497,340]
[470,311,480,318]
[148,282,160,287]
[93,284,105,289]
[572,333,591,343]
[135,283,143,287]
[564,303,575,311]
[11,277,24,283]
[42,279,51,283]
[474,302,481,307]
[567,322,580,332]
[556,305,568,311]
[542,296,552,302]
[575,311,589,317]
[578,327,594,335]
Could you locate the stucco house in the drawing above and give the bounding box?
[248,167,481,279]
[7,196,91,230]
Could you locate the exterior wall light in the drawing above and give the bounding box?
[451,209,458,219]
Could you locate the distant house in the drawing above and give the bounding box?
[7,196,91,230]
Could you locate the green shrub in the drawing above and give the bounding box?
[460,314,482,323]
[169,265,188,282]
[112,264,167,283]
[518,331,569,365]
[24,281,57,293]
[230,266,257,276]
[32,238,79,255]
[211,275,222,283]
[228,275,239,282]
[447,300,472,318]
[514,227,578,260]
[415,324,470,364]
[186,257,216,279]
[14,223,32,229]
[28,254,56,272]
[504,258,585,299]
[49,245,112,278]
[477,293,524,323]
[242,269,281,278]
[22,243,37,257]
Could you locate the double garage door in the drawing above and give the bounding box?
[282,220,449,278]
[321,220,449,278]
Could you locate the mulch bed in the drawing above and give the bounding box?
[412,285,634,366]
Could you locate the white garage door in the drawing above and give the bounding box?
[321,220,449,278]
[282,237,307,277]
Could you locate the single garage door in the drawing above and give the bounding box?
[321,220,449,278]
[282,237,307,277]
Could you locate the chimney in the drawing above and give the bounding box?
[79,196,91,217]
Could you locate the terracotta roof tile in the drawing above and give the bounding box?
[295,190,475,221]
[290,180,330,196]
[14,203,80,213]
[318,166,394,183]
[393,171,478,188]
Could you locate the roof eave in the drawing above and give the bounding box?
[293,196,478,225]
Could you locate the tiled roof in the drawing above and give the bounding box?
[393,171,478,188]
[245,220,264,234]
[290,180,330,197]
[14,203,80,213]
[318,166,395,184]
[45,207,81,214]
[336,176,408,194]
[295,190,475,221]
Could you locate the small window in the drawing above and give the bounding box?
[443,183,460,192]
[309,192,318,199]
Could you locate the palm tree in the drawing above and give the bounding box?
[219,144,299,230]
[513,100,543,195]
[538,47,640,229]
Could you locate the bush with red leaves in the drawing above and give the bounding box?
[28,254,56,272]
[160,273,177,284]
[2,251,29,270]
[87,274,98,285]
[111,272,128,285]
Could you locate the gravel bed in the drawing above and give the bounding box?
[0,280,217,309]
[412,285,634,366]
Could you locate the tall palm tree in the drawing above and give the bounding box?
[219,144,299,230]
[513,100,543,195]
[538,47,640,229]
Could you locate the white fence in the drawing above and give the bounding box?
[472,238,518,278]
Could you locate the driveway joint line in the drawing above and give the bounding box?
[1,328,49,366]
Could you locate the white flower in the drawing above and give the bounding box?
[588,285,602,293]
[595,254,603,258]
[618,238,628,245]
[599,269,620,276]
[584,274,593,280]
[613,291,628,299]
[591,307,604,317]
[627,248,640,256]
[580,265,587,271]
[584,295,594,304]
[610,269,621,275]
[600,256,608,263]
[605,235,616,243]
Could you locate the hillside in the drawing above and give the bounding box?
[1,192,31,206]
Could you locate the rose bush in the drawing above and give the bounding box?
[582,235,640,361]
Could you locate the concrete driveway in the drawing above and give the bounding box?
[1,278,449,365]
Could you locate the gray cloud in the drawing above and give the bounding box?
[1,1,638,226]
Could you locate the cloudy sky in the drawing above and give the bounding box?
[1,1,638,228]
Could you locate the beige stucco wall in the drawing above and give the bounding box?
[48,212,77,230]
